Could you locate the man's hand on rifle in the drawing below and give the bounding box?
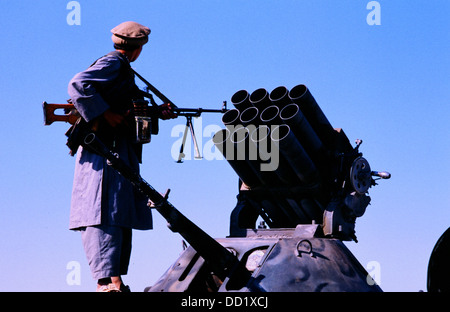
[159,103,178,120]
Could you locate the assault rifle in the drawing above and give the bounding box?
[42,101,227,126]
[43,101,227,162]
[43,72,227,161]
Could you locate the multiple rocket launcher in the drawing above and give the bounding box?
[215,84,350,188]
[213,84,362,235]
[146,85,389,291]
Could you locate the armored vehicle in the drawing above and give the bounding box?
[140,84,391,292]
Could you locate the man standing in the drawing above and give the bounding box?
[68,21,176,292]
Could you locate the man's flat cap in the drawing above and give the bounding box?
[111,21,151,47]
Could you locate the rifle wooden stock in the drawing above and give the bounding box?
[43,102,79,125]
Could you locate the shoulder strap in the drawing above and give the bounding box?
[93,51,173,108]
[131,68,175,107]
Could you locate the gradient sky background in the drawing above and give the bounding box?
[0,0,449,292]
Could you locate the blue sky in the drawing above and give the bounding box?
[0,0,449,292]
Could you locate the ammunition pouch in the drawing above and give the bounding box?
[66,113,153,157]
[65,117,95,156]
[65,117,116,156]
[65,117,84,156]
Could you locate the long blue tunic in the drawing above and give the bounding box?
[67,51,153,231]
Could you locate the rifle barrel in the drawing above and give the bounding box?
[174,107,226,114]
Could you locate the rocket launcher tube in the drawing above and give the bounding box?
[239,106,259,126]
[249,88,272,110]
[260,105,280,125]
[221,108,241,126]
[249,126,299,185]
[288,84,336,150]
[213,129,263,188]
[231,89,252,112]
[280,103,330,174]
[269,86,290,108]
[270,124,319,185]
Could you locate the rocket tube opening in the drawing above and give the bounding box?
[250,88,267,102]
[250,88,271,109]
[270,124,290,142]
[279,103,299,121]
[250,125,270,143]
[239,106,259,126]
[231,89,251,112]
[222,108,240,126]
[269,86,289,107]
[288,84,308,101]
[260,105,280,124]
